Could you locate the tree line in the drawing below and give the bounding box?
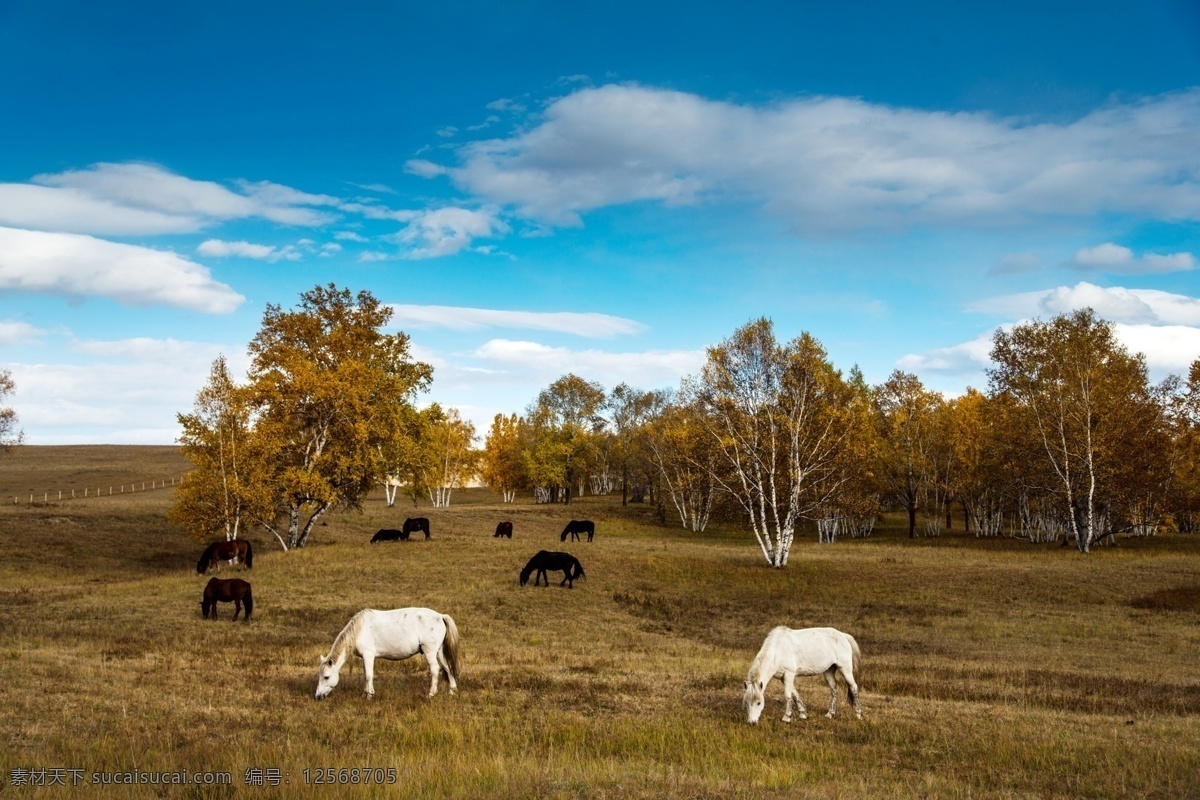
[169,285,1200,566]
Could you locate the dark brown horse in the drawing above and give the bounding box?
[371,528,409,542]
[494,521,513,538]
[196,539,253,574]
[560,520,595,543]
[201,578,253,621]
[520,551,585,588]
[404,517,431,540]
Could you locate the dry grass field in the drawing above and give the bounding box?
[1,446,1198,798]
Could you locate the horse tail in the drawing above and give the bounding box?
[574,558,586,581]
[243,584,253,621]
[848,633,861,684]
[243,540,253,569]
[196,543,214,574]
[440,615,460,680]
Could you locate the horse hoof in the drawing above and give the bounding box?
[782,716,792,724]
[799,714,807,721]
[825,712,835,719]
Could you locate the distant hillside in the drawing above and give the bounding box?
[0,445,189,501]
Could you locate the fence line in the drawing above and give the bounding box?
[13,473,189,506]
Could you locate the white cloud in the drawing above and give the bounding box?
[319,243,342,257]
[334,231,369,242]
[969,282,1200,326]
[0,162,340,236]
[0,183,204,235]
[392,206,509,258]
[472,338,704,389]
[0,319,44,346]
[67,336,232,364]
[404,160,449,179]
[903,282,1200,382]
[414,84,1200,233]
[0,226,244,313]
[5,343,248,444]
[1113,324,1200,373]
[386,305,645,338]
[1069,242,1196,274]
[197,239,278,260]
[896,330,997,374]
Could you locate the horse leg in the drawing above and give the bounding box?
[781,672,806,722]
[435,638,458,696]
[840,663,862,719]
[823,667,839,717]
[424,646,441,697]
[363,654,376,699]
[233,599,242,622]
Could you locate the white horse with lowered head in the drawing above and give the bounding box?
[742,626,861,724]
[315,607,459,700]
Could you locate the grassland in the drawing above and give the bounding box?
[0,446,1198,798]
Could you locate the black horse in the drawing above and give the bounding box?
[494,521,513,538]
[560,520,595,543]
[404,517,431,540]
[520,550,585,588]
[201,577,253,621]
[370,528,409,543]
[196,539,253,574]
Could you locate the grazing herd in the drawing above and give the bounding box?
[192,510,863,725]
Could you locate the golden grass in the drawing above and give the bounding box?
[0,446,1198,798]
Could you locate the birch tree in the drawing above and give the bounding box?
[424,406,479,507]
[988,308,1148,553]
[642,393,721,532]
[873,370,943,538]
[171,356,278,544]
[246,284,432,549]
[524,374,605,505]
[481,413,529,502]
[687,318,859,567]
[606,383,656,506]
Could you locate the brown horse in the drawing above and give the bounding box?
[201,578,253,621]
[494,521,513,538]
[196,539,253,574]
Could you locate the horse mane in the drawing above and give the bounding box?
[196,542,217,573]
[327,610,369,663]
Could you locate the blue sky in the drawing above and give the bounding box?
[2,0,1199,443]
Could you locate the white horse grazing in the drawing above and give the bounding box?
[742,626,862,724]
[315,608,460,700]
